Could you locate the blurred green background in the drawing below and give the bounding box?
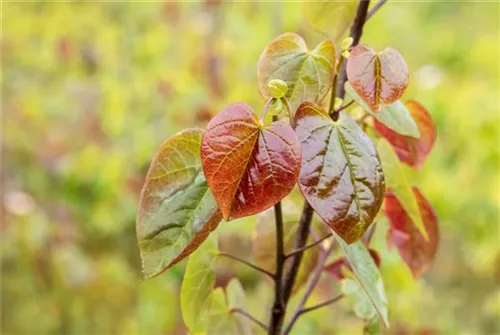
[2,1,499,334]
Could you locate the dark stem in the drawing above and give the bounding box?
[285,233,332,259]
[283,241,335,334]
[231,308,269,331]
[218,252,275,279]
[268,201,286,335]
[299,294,345,315]
[333,0,371,120]
[282,202,314,303]
[367,0,388,20]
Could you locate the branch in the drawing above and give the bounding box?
[367,0,388,20]
[283,240,335,334]
[299,294,345,315]
[231,308,268,331]
[334,0,371,117]
[218,252,274,279]
[282,201,314,303]
[285,233,333,259]
[335,100,355,113]
[268,201,286,334]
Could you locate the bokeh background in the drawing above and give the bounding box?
[2,1,499,334]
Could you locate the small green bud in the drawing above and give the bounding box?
[341,37,353,50]
[342,49,351,59]
[267,79,288,99]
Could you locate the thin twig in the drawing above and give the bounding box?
[299,294,345,315]
[268,201,286,334]
[335,100,355,113]
[283,238,336,334]
[218,252,274,279]
[366,0,388,20]
[231,308,269,331]
[285,233,333,259]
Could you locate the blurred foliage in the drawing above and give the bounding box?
[1,1,499,334]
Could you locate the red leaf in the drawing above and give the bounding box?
[201,103,301,220]
[324,248,381,280]
[346,44,408,112]
[385,187,439,278]
[375,100,437,169]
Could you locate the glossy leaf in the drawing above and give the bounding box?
[346,45,408,112]
[385,187,439,278]
[304,1,357,38]
[201,103,301,221]
[137,128,222,279]
[252,209,319,294]
[206,287,239,335]
[324,248,381,280]
[345,82,420,138]
[335,233,390,327]
[341,278,377,321]
[180,236,218,333]
[377,139,428,240]
[294,102,385,244]
[375,100,437,169]
[257,33,336,111]
[226,278,251,335]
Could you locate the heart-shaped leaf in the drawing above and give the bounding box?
[181,236,218,333]
[377,139,428,240]
[257,33,336,111]
[375,100,436,169]
[385,187,439,278]
[345,82,420,138]
[335,234,389,327]
[346,45,408,112]
[252,208,319,295]
[201,103,301,221]
[304,1,357,38]
[294,102,385,244]
[137,128,222,279]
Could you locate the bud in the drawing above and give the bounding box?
[341,37,353,50]
[267,79,288,99]
[342,49,351,59]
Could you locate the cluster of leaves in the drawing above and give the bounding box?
[136,5,439,335]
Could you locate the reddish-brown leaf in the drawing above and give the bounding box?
[346,44,408,112]
[324,249,381,280]
[385,187,439,278]
[375,100,437,169]
[294,102,385,244]
[201,103,301,220]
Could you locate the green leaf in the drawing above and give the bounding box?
[257,33,336,111]
[304,1,357,38]
[294,102,385,244]
[206,288,240,335]
[377,139,428,240]
[181,236,218,333]
[345,82,420,138]
[335,234,389,327]
[137,128,222,279]
[226,278,251,335]
[252,209,319,295]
